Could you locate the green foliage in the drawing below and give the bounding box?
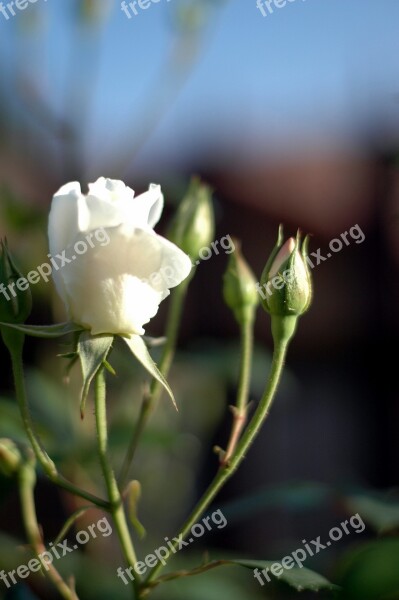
[336,538,399,600]
[346,495,399,534]
[232,559,339,592]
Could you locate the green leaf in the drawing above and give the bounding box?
[346,495,399,534]
[0,321,84,338]
[232,559,339,592]
[77,332,114,418]
[122,335,177,410]
[126,480,146,539]
[336,538,399,599]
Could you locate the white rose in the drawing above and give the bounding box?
[48,177,192,335]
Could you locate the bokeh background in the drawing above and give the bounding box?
[1,0,399,598]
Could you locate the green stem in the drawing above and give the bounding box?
[141,336,290,591]
[94,368,139,595]
[145,560,232,592]
[221,315,254,466]
[8,335,110,509]
[119,278,190,488]
[236,316,254,413]
[19,455,79,600]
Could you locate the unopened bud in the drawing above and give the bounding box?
[260,226,312,345]
[167,177,215,261]
[0,439,21,477]
[223,240,259,325]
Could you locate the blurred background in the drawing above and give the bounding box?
[1,0,399,598]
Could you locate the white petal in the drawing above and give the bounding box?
[49,182,81,256]
[88,177,135,203]
[269,238,295,278]
[84,178,134,232]
[132,184,164,229]
[48,181,88,302]
[67,273,163,335]
[57,226,191,334]
[80,179,164,233]
[84,196,126,231]
[152,232,192,292]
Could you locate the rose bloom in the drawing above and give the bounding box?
[48,178,192,335]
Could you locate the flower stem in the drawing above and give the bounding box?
[94,368,140,594]
[220,315,254,466]
[8,333,110,509]
[119,277,190,488]
[145,560,232,592]
[18,453,79,600]
[141,337,290,591]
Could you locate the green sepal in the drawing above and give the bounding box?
[122,334,177,410]
[77,332,114,419]
[0,239,32,324]
[0,321,84,339]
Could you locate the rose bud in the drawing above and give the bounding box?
[167,177,215,261]
[259,226,312,345]
[0,439,22,477]
[223,240,259,326]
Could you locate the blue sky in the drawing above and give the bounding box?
[1,0,399,175]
